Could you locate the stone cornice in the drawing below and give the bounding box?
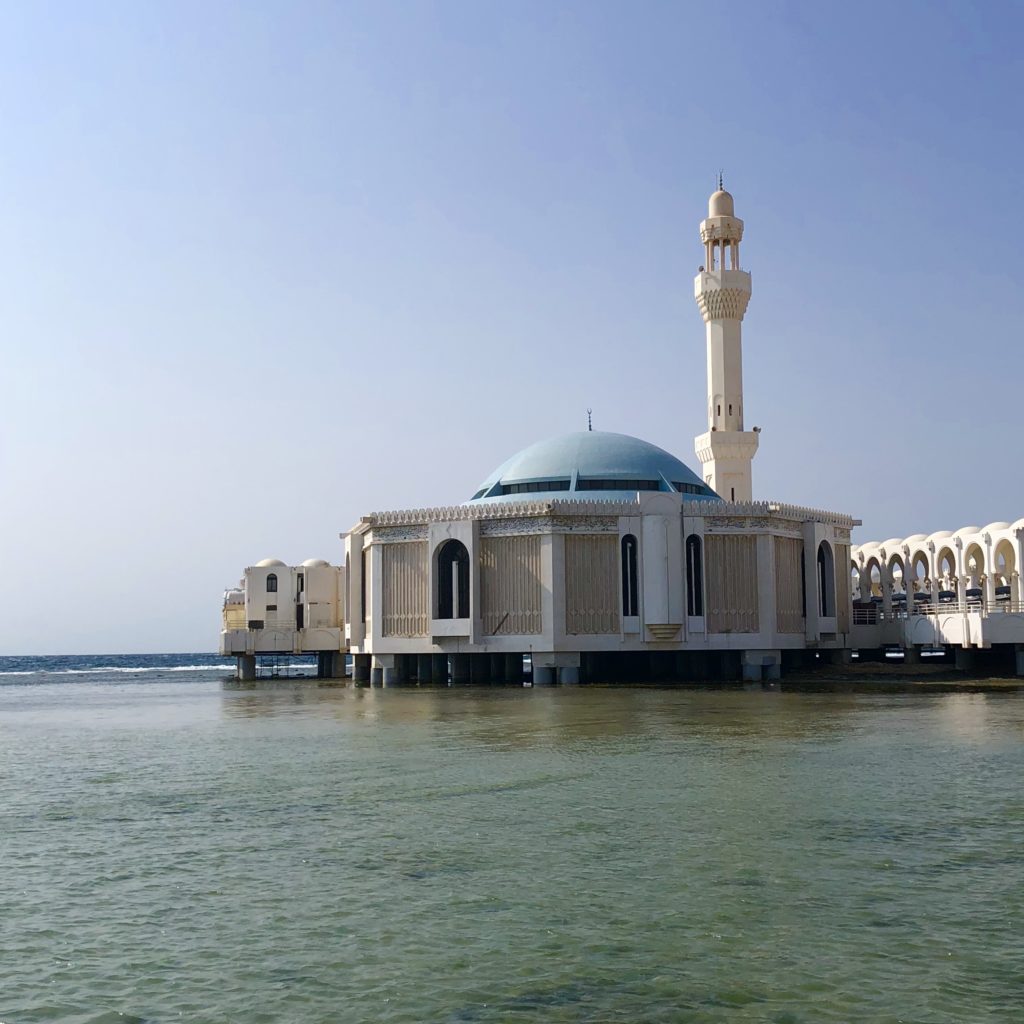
[683,499,858,529]
[345,497,858,534]
[351,497,643,531]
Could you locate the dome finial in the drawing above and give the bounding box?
[718,169,723,191]
[587,407,593,432]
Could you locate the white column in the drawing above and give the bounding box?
[984,537,996,608]
[1016,532,1024,608]
[881,564,893,618]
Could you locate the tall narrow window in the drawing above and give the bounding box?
[360,549,367,624]
[685,535,704,616]
[437,540,470,619]
[817,542,835,617]
[621,535,638,616]
[266,573,278,593]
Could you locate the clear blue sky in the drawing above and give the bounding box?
[2,0,1022,654]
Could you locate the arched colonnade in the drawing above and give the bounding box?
[852,520,1024,614]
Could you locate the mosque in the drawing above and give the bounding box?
[220,185,1024,682]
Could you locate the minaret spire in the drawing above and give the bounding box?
[692,183,758,502]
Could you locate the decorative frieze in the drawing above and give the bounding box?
[372,525,429,543]
[704,515,773,532]
[552,515,620,534]
[480,516,552,537]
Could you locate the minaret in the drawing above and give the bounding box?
[693,180,758,503]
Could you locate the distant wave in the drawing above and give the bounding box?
[0,664,233,677]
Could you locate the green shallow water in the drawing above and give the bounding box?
[2,678,1023,1023]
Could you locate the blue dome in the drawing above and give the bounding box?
[468,431,720,504]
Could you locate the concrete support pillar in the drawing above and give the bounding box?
[533,665,555,686]
[450,654,471,685]
[431,654,448,685]
[470,654,489,685]
[490,653,507,684]
[417,654,433,684]
[317,652,341,678]
[236,654,256,681]
[1015,645,1024,677]
[504,653,522,685]
[742,649,781,682]
[353,653,371,684]
[375,654,403,686]
[370,655,385,686]
[904,646,920,665]
[955,647,975,673]
[558,665,580,685]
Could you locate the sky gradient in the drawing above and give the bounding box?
[3,1,1023,654]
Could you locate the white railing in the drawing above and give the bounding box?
[911,600,1023,617]
[852,600,1023,625]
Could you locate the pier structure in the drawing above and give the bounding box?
[851,523,1024,673]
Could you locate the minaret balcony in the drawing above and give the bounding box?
[694,429,759,463]
[694,268,751,293]
[694,269,751,322]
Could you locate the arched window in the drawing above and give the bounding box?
[266,573,278,593]
[621,535,638,616]
[685,535,704,616]
[817,541,835,617]
[437,540,470,619]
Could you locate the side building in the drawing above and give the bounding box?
[220,557,346,679]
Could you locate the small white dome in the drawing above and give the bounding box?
[983,522,1010,532]
[301,558,330,568]
[255,558,287,568]
[954,526,980,537]
[709,189,735,217]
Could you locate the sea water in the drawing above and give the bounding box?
[1,655,1022,1023]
